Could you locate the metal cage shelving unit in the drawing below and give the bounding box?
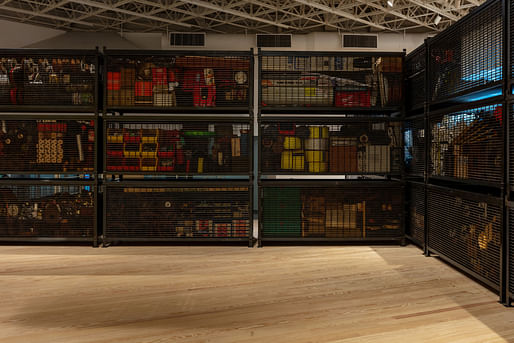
[427,184,503,291]
[0,179,97,244]
[406,181,425,248]
[403,0,513,305]
[0,115,97,176]
[428,100,504,188]
[259,51,404,114]
[102,49,254,245]
[258,116,402,177]
[0,49,100,114]
[103,180,253,246]
[257,50,405,246]
[103,116,252,177]
[428,0,503,107]
[103,49,253,115]
[0,49,100,246]
[258,180,404,243]
[405,44,426,114]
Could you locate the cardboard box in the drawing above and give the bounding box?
[335,90,371,107]
[120,89,134,106]
[361,145,390,173]
[153,92,176,107]
[325,203,359,238]
[231,137,241,157]
[121,67,136,88]
[329,139,358,173]
[262,86,333,106]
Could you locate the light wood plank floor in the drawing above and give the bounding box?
[0,245,513,343]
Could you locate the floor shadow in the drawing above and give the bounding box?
[372,244,514,342]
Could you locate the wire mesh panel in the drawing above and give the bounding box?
[0,117,95,174]
[429,103,503,186]
[404,116,425,178]
[105,119,250,174]
[428,186,502,289]
[407,182,425,247]
[0,50,97,111]
[260,182,402,240]
[510,1,514,82]
[429,0,502,103]
[0,182,95,240]
[260,52,403,110]
[105,51,251,111]
[105,183,250,241]
[406,45,426,111]
[510,104,514,189]
[510,206,514,297]
[260,119,402,176]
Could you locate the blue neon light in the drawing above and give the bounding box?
[461,66,502,82]
[465,89,502,102]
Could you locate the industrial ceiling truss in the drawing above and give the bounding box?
[0,0,487,33]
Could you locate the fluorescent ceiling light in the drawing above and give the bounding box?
[387,0,394,7]
[434,15,442,25]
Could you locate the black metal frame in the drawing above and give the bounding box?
[0,48,100,114]
[103,49,254,115]
[258,50,405,115]
[0,178,98,246]
[257,179,405,247]
[0,114,98,178]
[102,180,253,247]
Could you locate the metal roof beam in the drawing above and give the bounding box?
[177,0,294,29]
[293,0,393,31]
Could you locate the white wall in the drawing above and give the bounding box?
[0,20,428,53]
[24,32,145,50]
[161,32,429,53]
[0,20,63,48]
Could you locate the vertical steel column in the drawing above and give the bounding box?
[500,0,512,306]
[424,38,431,257]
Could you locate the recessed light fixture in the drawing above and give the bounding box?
[434,15,442,25]
[387,0,394,7]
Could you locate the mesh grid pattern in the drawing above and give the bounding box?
[260,120,402,175]
[407,182,425,246]
[429,103,503,185]
[407,74,426,111]
[509,105,514,189]
[429,0,502,102]
[105,185,250,239]
[404,117,425,177]
[0,118,95,174]
[260,54,402,109]
[510,1,514,78]
[105,120,250,174]
[0,52,96,108]
[261,184,402,239]
[0,183,95,238]
[106,54,251,109]
[406,45,426,77]
[510,206,514,295]
[428,186,501,287]
[406,45,426,111]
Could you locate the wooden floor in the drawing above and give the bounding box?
[0,245,513,343]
